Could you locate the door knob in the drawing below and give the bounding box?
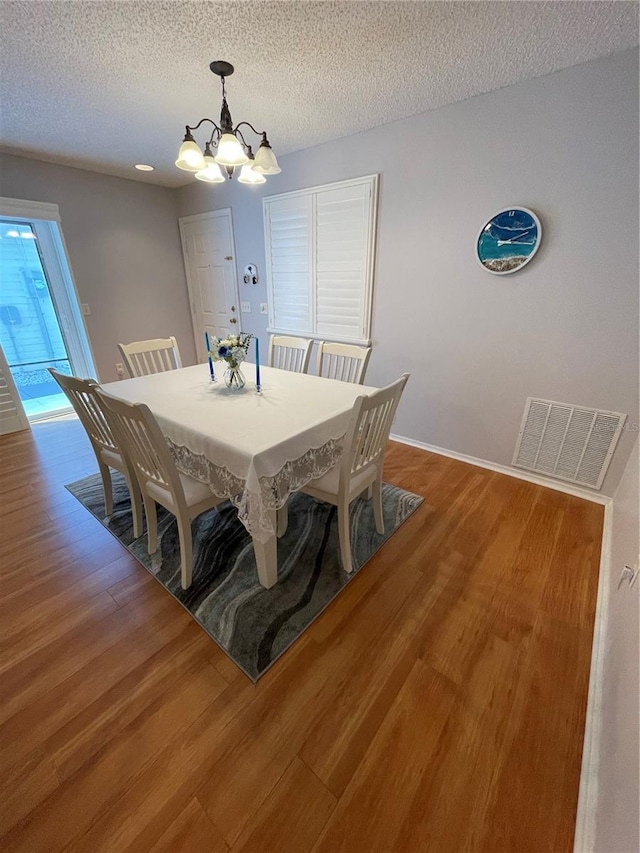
[231,306,236,312]
[224,256,233,261]
[229,317,237,324]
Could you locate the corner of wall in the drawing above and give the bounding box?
[574,437,639,853]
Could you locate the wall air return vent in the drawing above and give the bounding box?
[513,398,626,490]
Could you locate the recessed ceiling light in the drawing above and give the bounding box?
[134,164,154,171]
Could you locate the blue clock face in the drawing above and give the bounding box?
[477,208,541,274]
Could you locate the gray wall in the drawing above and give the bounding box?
[0,154,196,382]
[594,437,639,853]
[177,49,639,497]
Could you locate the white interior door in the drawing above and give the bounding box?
[179,209,240,360]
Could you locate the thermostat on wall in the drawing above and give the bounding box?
[243,264,258,285]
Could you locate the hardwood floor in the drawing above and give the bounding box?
[0,417,603,852]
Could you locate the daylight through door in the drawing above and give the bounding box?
[0,200,96,421]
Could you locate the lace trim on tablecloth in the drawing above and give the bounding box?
[168,440,246,498]
[165,436,345,542]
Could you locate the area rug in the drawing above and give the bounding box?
[66,472,423,681]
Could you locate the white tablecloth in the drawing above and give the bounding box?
[102,363,378,541]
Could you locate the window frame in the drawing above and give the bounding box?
[263,174,379,346]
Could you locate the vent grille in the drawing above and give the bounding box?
[513,398,626,489]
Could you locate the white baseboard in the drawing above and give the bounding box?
[389,433,611,506]
[573,500,613,853]
[388,432,613,852]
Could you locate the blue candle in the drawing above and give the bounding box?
[205,331,215,381]
[255,336,261,392]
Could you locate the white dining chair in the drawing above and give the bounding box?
[295,373,409,574]
[316,341,372,384]
[268,334,313,373]
[117,336,182,378]
[96,389,222,590]
[48,369,143,537]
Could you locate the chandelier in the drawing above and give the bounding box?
[175,60,281,185]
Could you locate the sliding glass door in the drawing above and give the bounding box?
[0,202,96,421]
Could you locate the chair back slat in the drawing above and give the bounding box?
[342,374,409,478]
[129,419,165,484]
[118,337,182,378]
[316,342,372,385]
[268,335,313,373]
[96,390,183,497]
[48,369,117,454]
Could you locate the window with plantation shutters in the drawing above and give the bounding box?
[263,175,378,345]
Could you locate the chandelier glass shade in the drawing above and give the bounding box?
[175,135,205,172]
[252,142,281,175]
[237,156,267,184]
[215,133,249,167]
[176,60,280,186]
[194,145,225,183]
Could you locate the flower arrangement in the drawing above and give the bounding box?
[209,332,253,368]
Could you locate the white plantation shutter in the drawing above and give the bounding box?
[0,344,29,435]
[264,175,377,344]
[315,182,371,340]
[263,193,312,333]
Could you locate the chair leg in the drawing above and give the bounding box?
[143,494,158,554]
[121,472,143,538]
[177,515,193,590]
[277,503,288,538]
[99,461,113,516]
[372,476,384,534]
[338,501,354,574]
[129,483,144,539]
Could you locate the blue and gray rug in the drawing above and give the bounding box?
[66,472,423,681]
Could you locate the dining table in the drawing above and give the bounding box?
[101,362,378,589]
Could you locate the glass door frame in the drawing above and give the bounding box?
[0,197,97,405]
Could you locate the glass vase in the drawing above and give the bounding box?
[223,364,246,390]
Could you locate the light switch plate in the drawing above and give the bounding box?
[240,301,251,313]
[259,303,268,315]
[81,303,91,315]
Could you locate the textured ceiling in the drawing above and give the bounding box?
[0,1,638,187]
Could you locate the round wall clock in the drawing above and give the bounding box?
[476,207,542,275]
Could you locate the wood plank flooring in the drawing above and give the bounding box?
[0,417,603,852]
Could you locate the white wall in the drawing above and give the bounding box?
[177,49,639,497]
[0,154,196,381]
[593,437,639,853]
